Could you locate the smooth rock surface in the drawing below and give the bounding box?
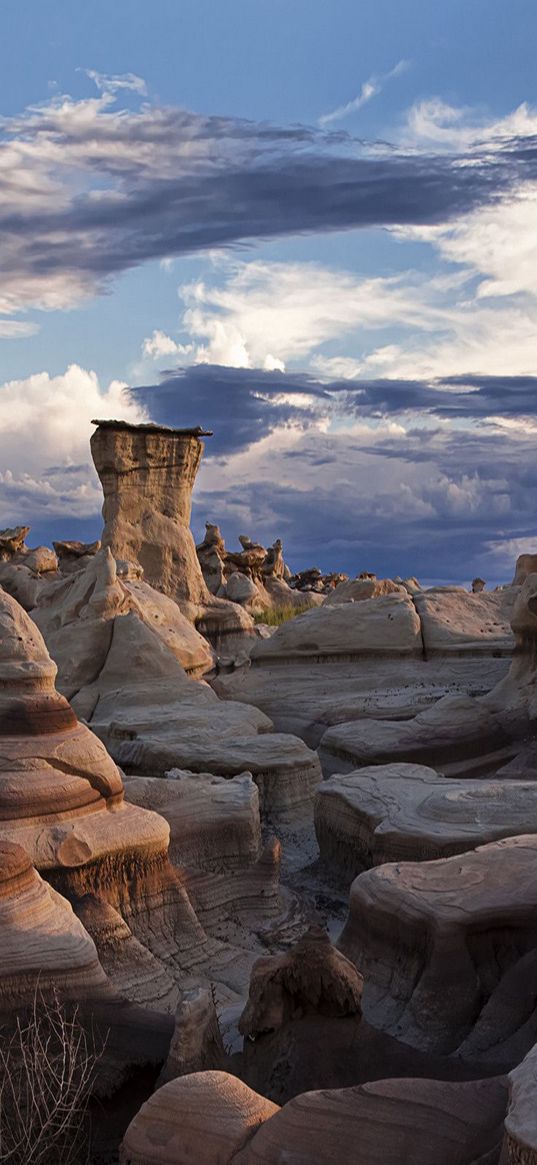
[315,764,537,877]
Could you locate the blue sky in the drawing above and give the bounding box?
[1,0,537,581]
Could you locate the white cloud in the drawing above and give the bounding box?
[175,259,450,371]
[85,70,148,97]
[142,329,193,358]
[0,365,147,523]
[319,59,410,127]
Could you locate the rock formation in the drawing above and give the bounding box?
[120,1071,279,1165]
[339,834,537,1066]
[216,584,516,746]
[239,926,363,1037]
[315,763,537,879]
[158,981,226,1084]
[124,773,281,927]
[90,419,254,644]
[503,1041,537,1162]
[0,839,174,1093]
[0,587,260,1008]
[120,1070,507,1165]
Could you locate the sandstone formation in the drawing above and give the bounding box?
[234,1076,508,1165]
[90,420,254,644]
[339,834,537,1066]
[503,1041,537,1163]
[315,763,537,879]
[120,1070,507,1165]
[158,981,226,1085]
[239,926,363,1038]
[216,585,514,744]
[196,523,321,612]
[119,1071,279,1165]
[0,839,174,1093]
[317,572,537,775]
[115,732,322,819]
[318,695,512,776]
[124,773,281,927]
[513,553,537,585]
[0,587,257,1008]
[323,577,406,604]
[32,547,214,702]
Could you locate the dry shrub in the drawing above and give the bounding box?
[0,989,105,1165]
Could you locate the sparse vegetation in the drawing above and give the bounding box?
[0,989,105,1165]
[253,602,316,626]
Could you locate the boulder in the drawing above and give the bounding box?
[119,1071,279,1165]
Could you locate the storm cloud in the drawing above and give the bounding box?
[2,91,537,320]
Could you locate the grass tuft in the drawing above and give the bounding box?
[253,602,316,626]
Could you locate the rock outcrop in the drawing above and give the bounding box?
[124,773,281,927]
[315,763,537,879]
[120,1071,279,1165]
[503,1041,537,1163]
[90,420,254,645]
[339,834,537,1066]
[0,587,256,1009]
[120,1070,507,1165]
[0,839,174,1093]
[158,981,226,1084]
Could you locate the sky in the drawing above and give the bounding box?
[1,0,537,582]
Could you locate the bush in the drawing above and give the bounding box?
[0,989,105,1165]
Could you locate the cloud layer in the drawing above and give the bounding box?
[2,87,537,333]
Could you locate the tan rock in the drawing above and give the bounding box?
[235,1077,507,1165]
[315,763,537,879]
[339,834,537,1063]
[249,592,423,664]
[119,1071,279,1165]
[159,981,226,1084]
[414,587,515,655]
[32,547,213,702]
[513,553,537,585]
[323,577,405,604]
[90,420,255,648]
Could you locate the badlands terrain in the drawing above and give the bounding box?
[2,418,537,1162]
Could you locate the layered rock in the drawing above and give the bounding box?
[503,1041,537,1163]
[414,586,516,656]
[158,981,226,1085]
[32,547,214,704]
[240,926,363,1037]
[120,1070,507,1165]
[120,1071,279,1165]
[216,585,514,745]
[0,588,255,1008]
[90,420,254,645]
[0,840,174,1092]
[115,732,322,820]
[124,773,281,926]
[235,1076,507,1165]
[339,834,537,1066]
[318,696,512,776]
[315,763,537,879]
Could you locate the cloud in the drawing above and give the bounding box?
[142,329,193,358]
[85,70,148,97]
[3,357,537,580]
[319,59,410,127]
[0,365,146,525]
[2,87,537,338]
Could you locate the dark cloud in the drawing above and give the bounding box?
[131,365,537,456]
[3,98,537,305]
[127,364,537,581]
